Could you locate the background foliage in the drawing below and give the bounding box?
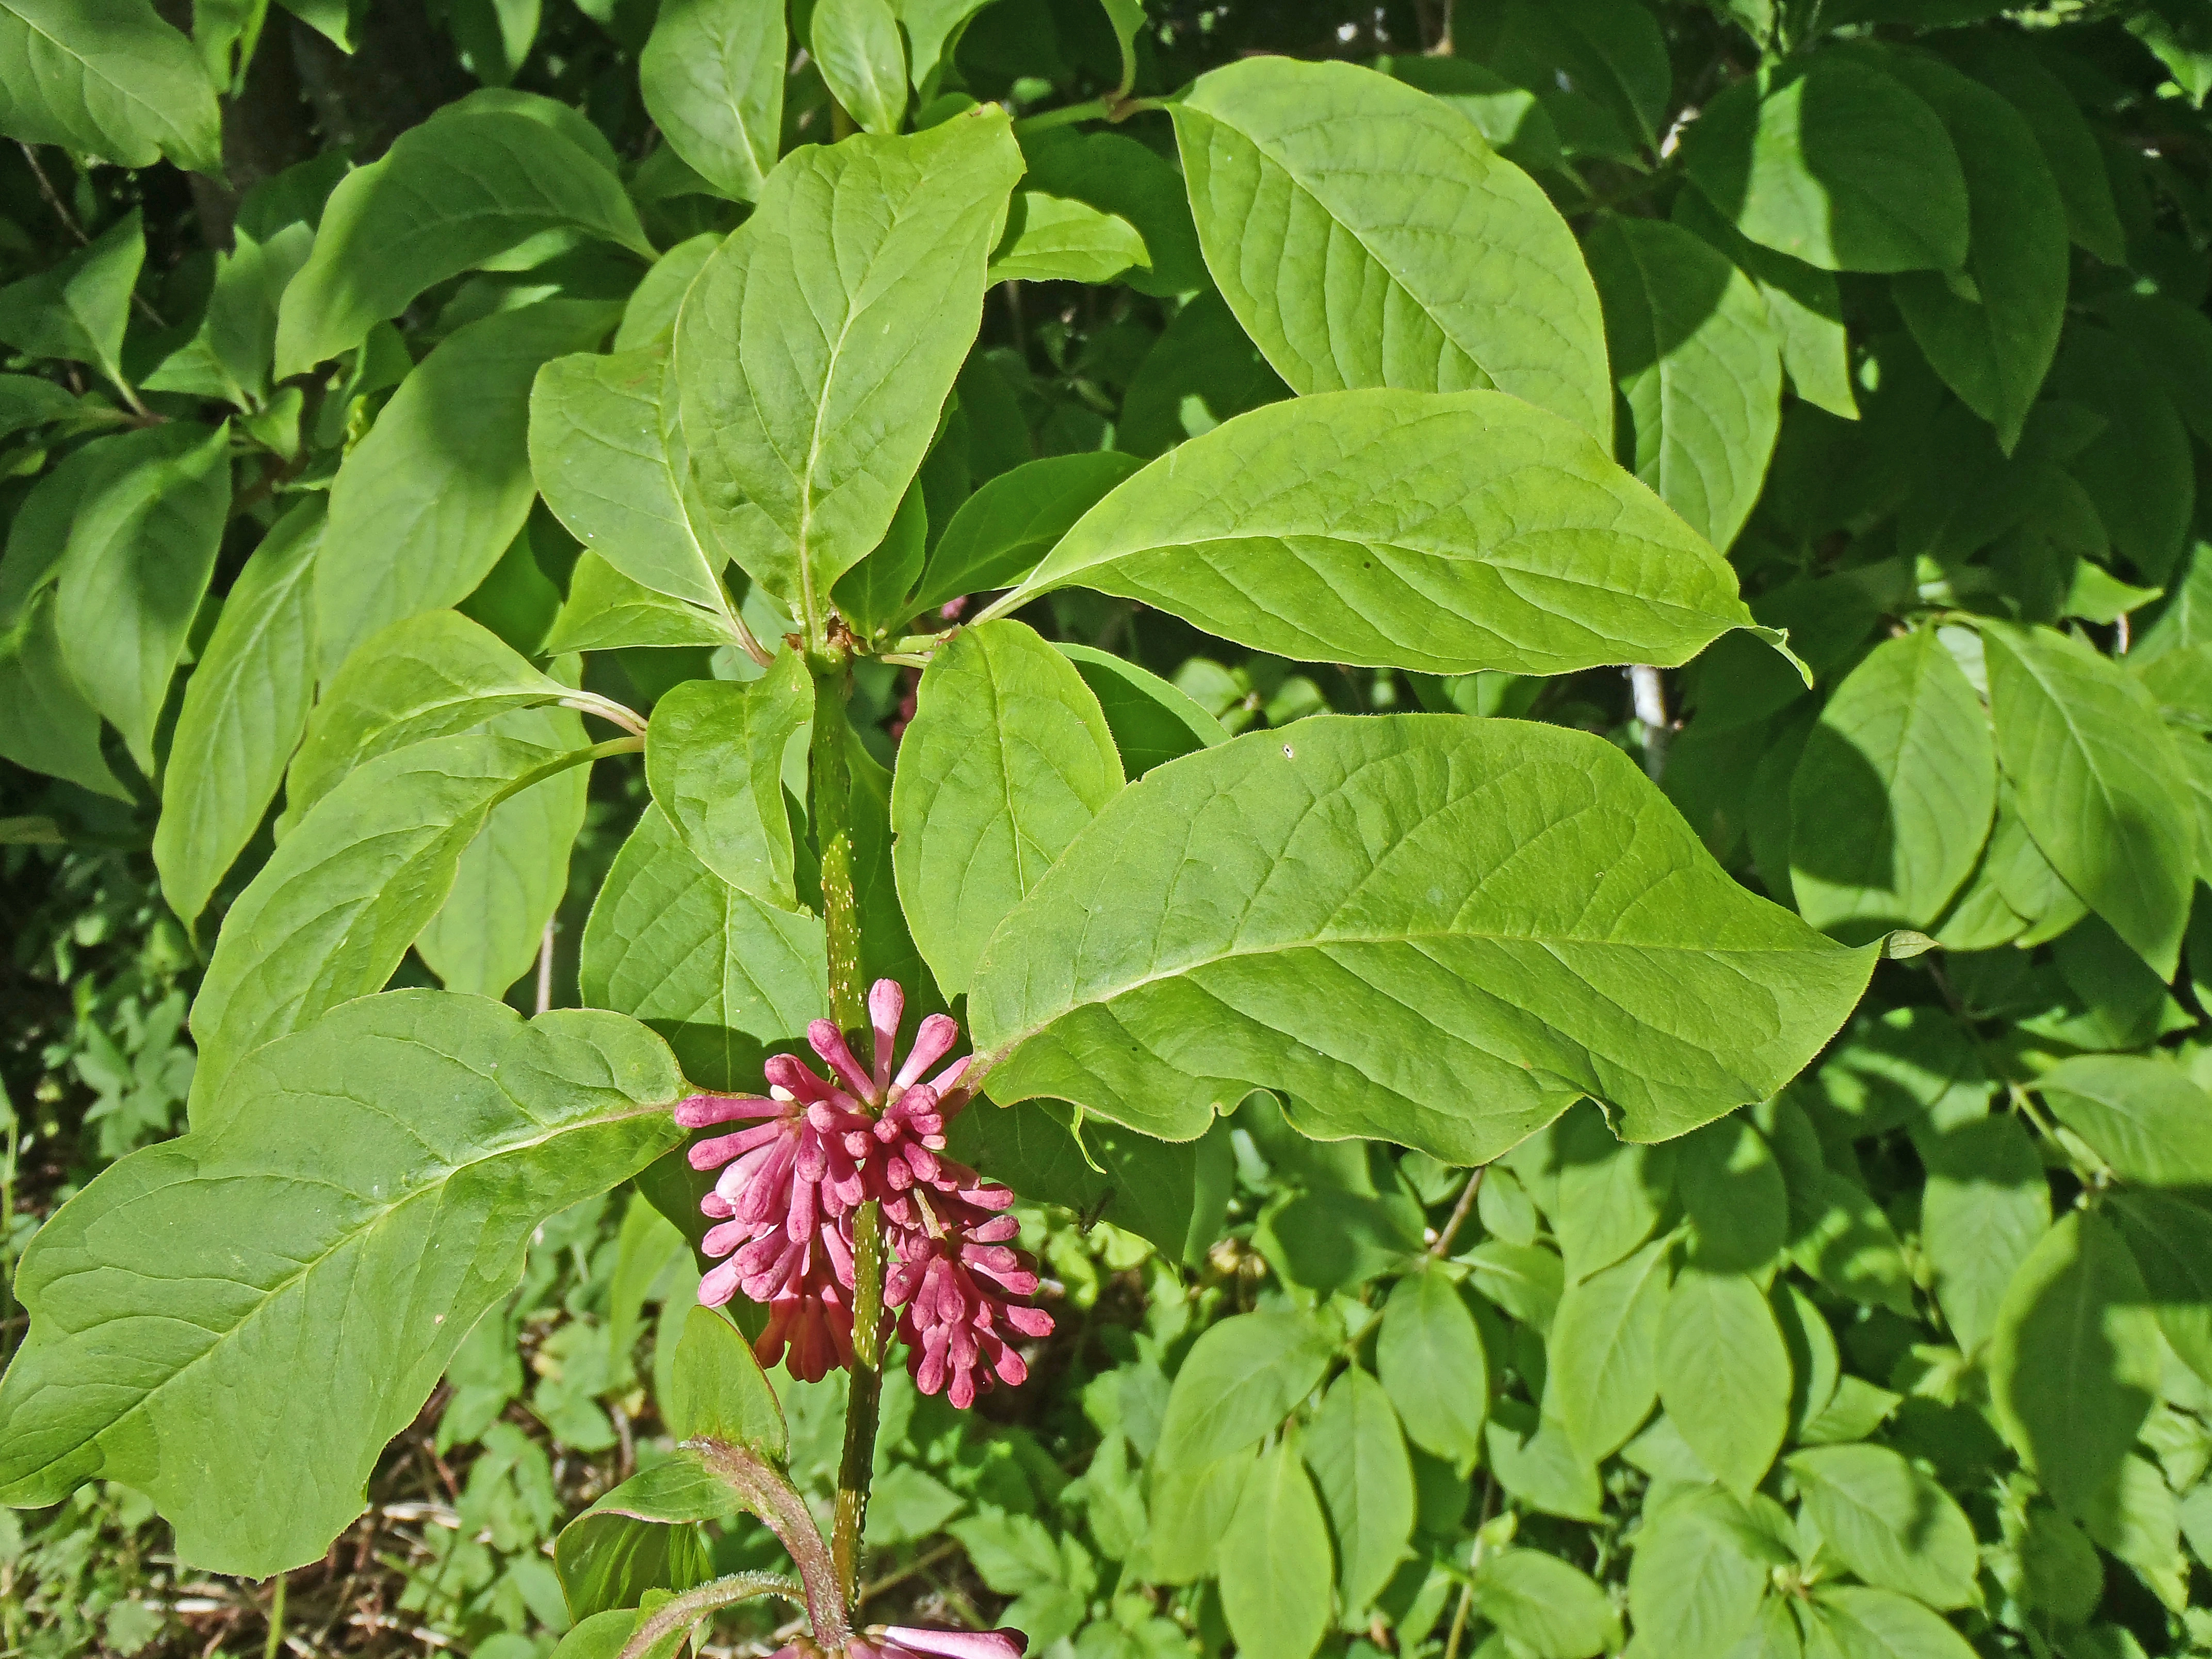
[13,0,2212,1657]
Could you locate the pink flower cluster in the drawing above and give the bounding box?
[775,1628,1026,1659]
[677,980,1054,1407]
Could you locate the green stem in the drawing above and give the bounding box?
[810,661,882,1611]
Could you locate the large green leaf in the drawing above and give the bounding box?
[2109,1192,2212,1389]
[998,389,1769,678]
[645,653,812,911]
[1585,215,1780,552]
[1217,1442,1332,1659]
[987,190,1148,284]
[528,346,749,642]
[0,0,220,171]
[1939,30,2125,263]
[1017,126,1208,299]
[1376,1269,1489,1467]
[1682,56,1969,273]
[1303,1367,1414,1615]
[891,619,1124,996]
[1911,1110,2048,1357]
[579,804,824,1093]
[417,703,591,999]
[1808,1587,1976,1659]
[1170,56,1612,442]
[2037,1055,2212,1189]
[675,107,1023,626]
[1546,1104,1674,1281]
[1657,1268,1791,1495]
[1627,1486,1783,1659]
[52,421,231,772]
[1676,1115,1787,1277]
[1055,643,1228,779]
[1789,629,1997,942]
[1981,621,2195,978]
[2048,328,2194,583]
[317,302,617,676]
[909,453,1143,618]
[553,1453,728,1621]
[1789,1444,1978,1609]
[190,734,598,1109]
[0,590,127,800]
[1988,1209,2164,1518]
[1470,1548,1619,1659]
[812,0,906,134]
[1458,0,1671,147]
[1550,1237,1671,1463]
[0,991,682,1575]
[0,212,143,396]
[1117,289,1289,458]
[969,716,1875,1162]
[285,610,592,821]
[1154,1310,1336,1468]
[275,110,648,375]
[1885,51,2069,453]
[1671,188,1857,420]
[639,0,784,202]
[154,501,324,929]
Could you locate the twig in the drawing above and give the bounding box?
[19,143,87,245]
[1430,1166,1487,1259]
[857,1540,963,1607]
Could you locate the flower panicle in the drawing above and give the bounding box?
[676,978,1053,1404]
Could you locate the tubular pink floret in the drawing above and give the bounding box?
[865,1629,1029,1659]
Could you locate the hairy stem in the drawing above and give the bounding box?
[810,660,884,1612]
[687,1441,849,1647]
[613,1571,808,1659]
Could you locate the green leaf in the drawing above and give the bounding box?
[0,0,220,170]
[902,0,993,100]
[1487,1400,1603,1521]
[1808,1587,1976,1659]
[1141,1444,1256,1586]
[285,610,586,822]
[1155,1310,1336,1468]
[1017,126,1208,299]
[1459,0,1670,146]
[190,735,596,1108]
[910,452,1142,617]
[831,477,929,643]
[579,805,824,1093]
[645,653,812,910]
[969,715,1875,1160]
[1217,1442,1332,1659]
[529,346,745,641]
[0,590,128,800]
[1789,1444,1979,1608]
[1375,1270,1488,1467]
[2079,1452,2187,1613]
[1658,1268,1791,1495]
[1629,1487,1782,1659]
[1117,288,1288,459]
[2095,292,2212,450]
[1911,1110,2049,1357]
[812,0,905,134]
[1788,628,1997,942]
[666,1306,786,1457]
[0,991,683,1575]
[987,190,1149,284]
[639,0,784,202]
[891,619,1124,996]
[2038,1055,2212,1189]
[1677,1114,1787,1277]
[1940,30,2125,264]
[275,110,647,375]
[154,500,324,929]
[1550,1236,1671,1463]
[1471,1549,1619,1659]
[2109,1192,2212,1389]
[1672,189,1857,420]
[1988,1210,2164,1518]
[317,301,617,676]
[417,702,590,999]
[1304,1367,1415,1614]
[1585,215,1781,553]
[1885,52,2069,453]
[1054,643,1228,778]
[553,1454,728,1621]
[53,420,231,772]
[944,1100,1233,1266]
[1546,1104,1674,1282]
[1981,621,2195,978]
[1005,388,1767,678]
[1682,56,1969,273]
[1170,56,1612,441]
[617,235,720,352]
[0,211,144,396]
[544,554,732,653]
[676,107,1022,624]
